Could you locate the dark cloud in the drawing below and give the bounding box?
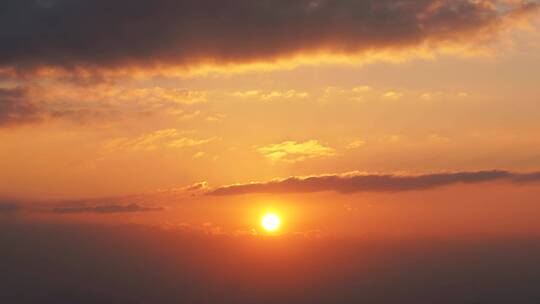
[0,202,22,213]
[0,87,42,126]
[0,0,537,71]
[0,86,104,128]
[53,203,163,214]
[512,171,540,183]
[0,85,141,128]
[209,170,540,195]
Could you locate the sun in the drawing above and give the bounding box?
[261,213,281,232]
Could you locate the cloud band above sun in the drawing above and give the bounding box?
[0,0,538,75]
[208,170,540,196]
[2,170,540,216]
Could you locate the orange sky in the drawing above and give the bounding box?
[1,0,540,239]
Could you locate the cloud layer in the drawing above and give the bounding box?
[0,0,537,71]
[257,140,336,163]
[53,203,163,214]
[0,87,41,126]
[0,201,22,213]
[209,170,540,195]
[102,129,217,152]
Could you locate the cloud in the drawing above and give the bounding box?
[182,181,210,193]
[257,140,336,163]
[0,0,537,73]
[346,139,366,149]
[0,201,22,213]
[233,90,309,101]
[192,152,206,159]
[352,86,372,93]
[512,171,540,183]
[208,170,540,196]
[103,129,217,152]
[381,91,404,100]
[0,87,42,126]
[53,203,163,214]
[0,84,208,128]
[98,87,207,106]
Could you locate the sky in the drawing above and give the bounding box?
[1,1,540,302]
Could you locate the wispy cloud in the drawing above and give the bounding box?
[103,129,217,152]
[257,140,336,163]
[381,91,404,100]
[0,87,42,127]
[233,90,309,101]
[5,170,540,214]
[53,203,163,214]
[208,170,540,196]
[346,140,366,149]
[0,201,22,214]
[0,84,209,128]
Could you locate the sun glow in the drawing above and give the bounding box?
[261,213,281,232]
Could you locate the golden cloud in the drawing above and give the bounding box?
[257,140,336,163]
